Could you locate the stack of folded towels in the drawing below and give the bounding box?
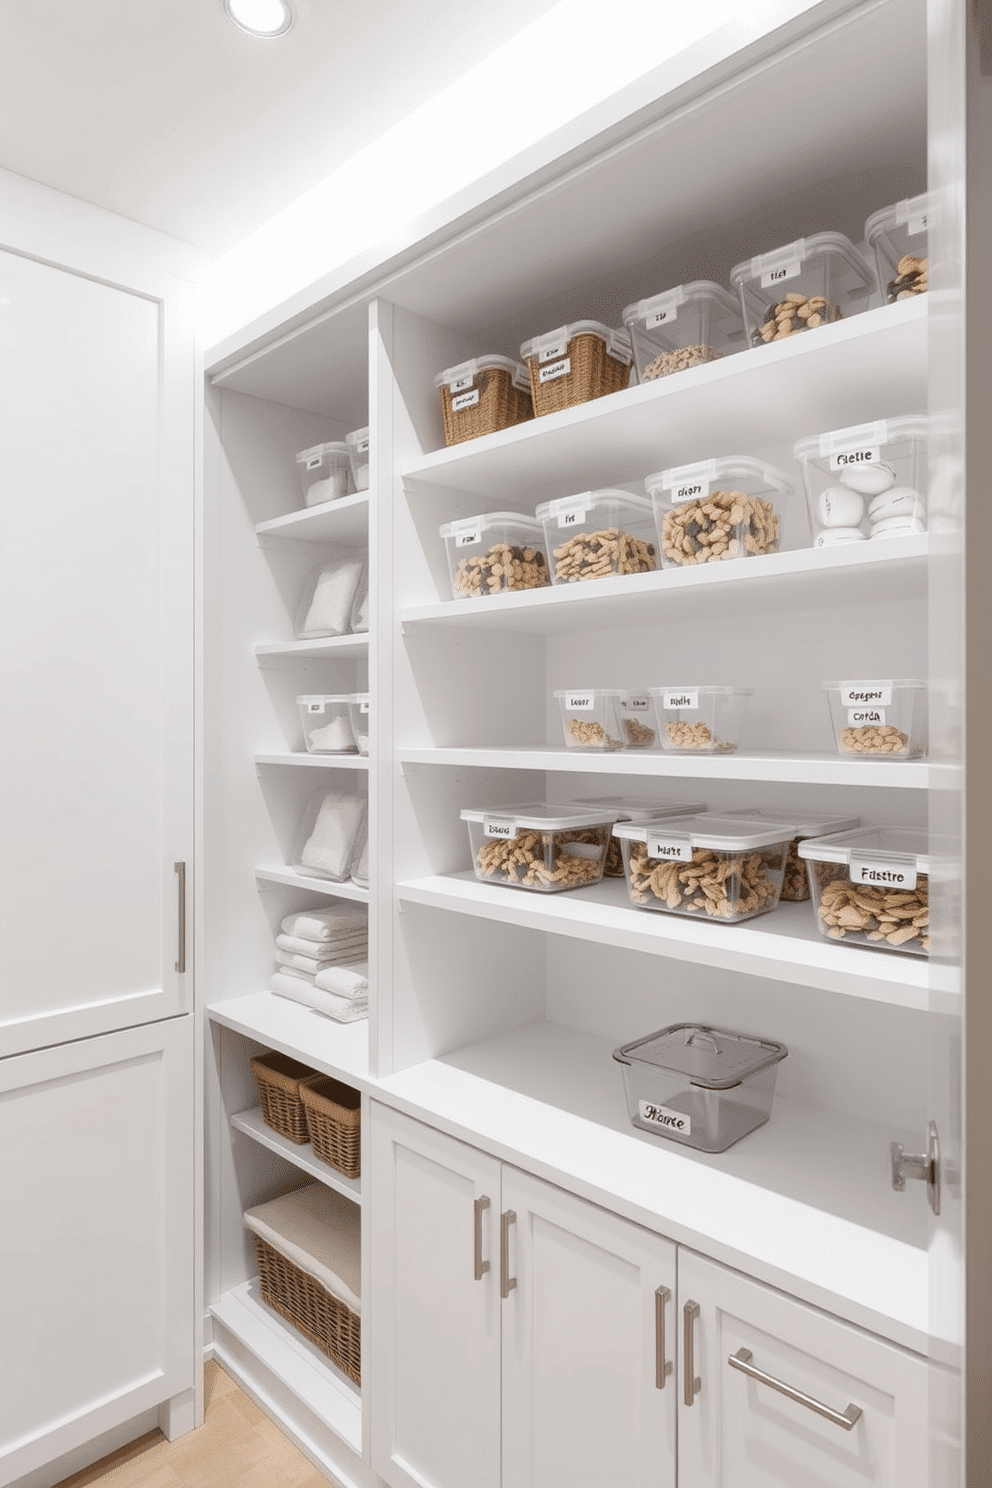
[270,905,369,1023]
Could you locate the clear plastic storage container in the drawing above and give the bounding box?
[613,1023,788,1152]
[296,695,357,754]
[731,809,862,901]
[793,416,929,547]
[519,322,632,417]
[612,814,795,922]
[822,679,928,759]
[797,826,932,955]
[575,795,707,877]
[645,457,792,568]
[535,490,658,585]
[434,356,533,447]
[439,513,550,599]
[460,801,617,893]
[614,691,659,749]
[621,281,751,383]
[865,193,930,304]
[293,789,368,883]
[554,689,624,750]
[730,232,875,347]
[344,426,370,490]
[649,686,753,753]
[295,441,353,506]
[348,693,370,756]
[295,555,365,639]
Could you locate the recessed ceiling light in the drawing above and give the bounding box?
[224,0,294,37]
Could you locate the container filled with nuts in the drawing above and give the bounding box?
[554,689,624,751]
[729,232,875,348]
[865,193,930,305]
[822,679,928,760]
[726,809,862,902]
[797,826,933,955]
[535,490,658,585]
[460,802,618,894]
[434,355,533,447]
[622,280,754,384]
[519,321,632,418]
[649,686,753,754]
[439,513,550,600]
[295,441,353,507]
[612,814,796,924]
[646,456,792,568]
[574,796,707,877]
[793,415,929,548]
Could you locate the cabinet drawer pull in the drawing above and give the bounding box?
[654,1286,673,1389]
[500,1209,517,1298]
[174,861,186,973]
[683,1300,701,1406]
[728,1347,863,1431]
[473,1195,491,1280]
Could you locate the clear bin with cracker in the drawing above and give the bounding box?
[797,826,932,956]
[535,490,658,585]
[461,802,618,894]
[646,456,792,568]
[440,512,550,599]
[728,809,862,902]
[793,416,929,548]
[434,356,533,447]
[730,232,875,348]
[865,193,930,305]
[612,814,795,924]
[622,280,753,383]
[520,321,632,417]
[648,685,752,753]
[574,796,707,878]
[822,679,928,759]
[554,689,624,751]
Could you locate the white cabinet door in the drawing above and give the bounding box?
[0,1016,194,1485]
[369,1103,501,1488]
[678,1249,929,1488]
[501,1166,677,1488]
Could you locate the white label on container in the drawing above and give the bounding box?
[850,858,918,890]
[449,374,474,393]
[908,213,928,235]
[848,707,887,725]
[557,503,589,528]
[484,820,516,839]
[761,259,800,288]
[671,478,710,503]
[455,523,482,548]
[663,689,699,710]
[307,701,325,714]
[538,339,567,363]
[621,693,650,711]
[830,445,881,472]
[646,835,694,861]
[451,389,480,412]
[355,435,370,453]
[840,683,893,706]
[647,303,678,329]
[306,453,323,470]
[565,692,594,711]
[639,1100,691,1135]
[540,357,571,383]
[359,700,369,714]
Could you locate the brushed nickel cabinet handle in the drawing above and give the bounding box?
[728,1347,863,1431]
[683,1300,701,1406]
[654,1286,673,1389]
[500,1209,517,1299]
[473,1195,491,1281]
[174,861,186,973]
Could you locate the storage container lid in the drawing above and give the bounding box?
[296,441,350,467]
[460,800,619,830]
[865,192,931,244]
[620,280,742,329]
[534,489,654,522]
[440,512,545,541]
[647,685,754,701]
[519,322,633,368]
[822,678,927,693]
[573,795,708,821]
[796,825,934,876]
[792,415,930,465]
[349,692,370,705]
[553,688,623,699]
[434,355,530,393]
[644,456,793,502]
[611,813,795,851]
[613,1023,788,1089]
[345,426,370,452]
[296,694,353,705]
[729,232,873,290]
[728,807,861,837]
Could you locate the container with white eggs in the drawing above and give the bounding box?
[793,415,929,549]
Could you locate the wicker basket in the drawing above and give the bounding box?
[300,1074,361,1177]
[252,1232,361,1385]
[438,362,532,447]
[523,327,631,418]
[249,1050,316,1144]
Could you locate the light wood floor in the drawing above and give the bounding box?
[57,1361,329,1488]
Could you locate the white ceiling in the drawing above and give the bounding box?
[0,0,560,255]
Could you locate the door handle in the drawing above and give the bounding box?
[174,861,186,973]
[890,1121,941,1215]
[500,1209,517,1299]
[683,1299,701,1406]
[654,1286,673,1389]
[728,1347,863,1431]
[473,1195,491,1280]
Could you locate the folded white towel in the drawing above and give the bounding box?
[281,906,368,942]
[300,792,366,880]
[271,970,316,996]
[271,975,368,1024]
[314,961,369,1000]
[276,946,366,976]
[276,932,367,959]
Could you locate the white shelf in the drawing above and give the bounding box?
[255,752,369,771]
[208,992,371,1089]
[398,745,930,790]
[374,1021,928,1353]
[256,634,369,661]
[231,1106,362,1205]
[210,1279,362,1456]
[402,300,927,503]
[401,535,928,634]
[395,873,929,1009]
[256,491,369,544]
[255,865,370,902]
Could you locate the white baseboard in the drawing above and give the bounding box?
[5,1409,160,1488]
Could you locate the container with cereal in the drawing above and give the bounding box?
[434,356,533,447]
[440,512,549,599]
[730,232,875,348]
[793,416,929,548]
[348,693,370,756]
[535,490,657,585]
[295,441,352,507]
[460,802,617,894]
[797,826,932,955]
[344,426,370,490]
[646,456,792,568]
[554,690,623,751]
[574,796,707,878]
[519,321,632,417]
[613,814,795,923]
[822,679,927,759]
[649,686,752,753]
[296,695,357,754]
[622,280,754,383]
[865,193,930,304]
